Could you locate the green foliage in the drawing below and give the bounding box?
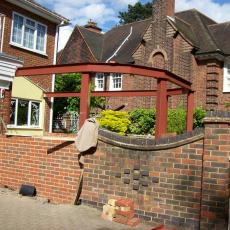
[225,102,230,108]
[98,110,130,135]
[193,107,206,128]
[128,108,156,135]
[53,73,105,117]
[98,107,206,136]
[118,2,152,24]
[167,108,187,134]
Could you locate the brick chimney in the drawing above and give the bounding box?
[152,0,175,22]
[84,19,102,33]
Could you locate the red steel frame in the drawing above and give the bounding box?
[15,62,194,139]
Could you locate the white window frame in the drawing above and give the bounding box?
[9,98,41,128]
[95,73,105,91]
[223,62,230,93]
[109,73,123,91]
[10,12,47,55]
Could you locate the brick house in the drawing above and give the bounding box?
[58,0,230,112]
[0,0,69,135]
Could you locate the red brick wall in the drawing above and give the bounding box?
[1,0,56,67]
[0,135,80,204]
[0,86,12,134]
[200,116,230,229]
[1,0,58,130]
[1,112,230,229]
[58,27,96,64]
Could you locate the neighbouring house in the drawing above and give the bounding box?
[58,0,230,112]
[0,0,69,135]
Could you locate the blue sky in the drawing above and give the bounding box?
[36,0,230,50]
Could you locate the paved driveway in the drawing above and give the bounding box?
[0,188,153,230]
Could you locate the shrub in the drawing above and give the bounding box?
[98,110,130,135]
[167,108,186,134]
[128,109,156,135]
[193,107,206,128]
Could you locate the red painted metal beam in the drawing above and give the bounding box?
[155,79,168,139]
[15,63,192,90]
[187,92,194,132]
[79,73,90,128]
[44,88,188,98]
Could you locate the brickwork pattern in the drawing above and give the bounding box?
[0,87,11,134]
[0,136,80,204]
[1,113,230,229]
[81,139,204,229]
[200,115,230,229]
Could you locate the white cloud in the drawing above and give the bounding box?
[58,25,73,51]
[176,0,230,23]
[36,0,230,50]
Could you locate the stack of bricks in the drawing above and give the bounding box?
[101,198,141,227]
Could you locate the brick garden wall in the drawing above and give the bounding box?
[0,113,229,229]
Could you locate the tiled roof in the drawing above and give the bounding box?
[59,9,230,65]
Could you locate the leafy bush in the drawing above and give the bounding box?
[98,110,130,135]
[193,107,206,128]
[98,107,206,136]
[128,109,156,135]
[167,108,187,134]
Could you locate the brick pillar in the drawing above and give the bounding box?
[206,62,221,111]
[0,85,12,134]
[201,111,230,229]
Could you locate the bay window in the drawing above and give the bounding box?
[10,99,41,127]
[11,12,47,54]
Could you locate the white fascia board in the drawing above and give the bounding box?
[0,55,23,83]
[6,0,69,24]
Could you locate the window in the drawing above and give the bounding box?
[10,99,41,127]
[11,12,47,54]
[95,73,105,91]
[110,73,122,90]
[223,63,230,92]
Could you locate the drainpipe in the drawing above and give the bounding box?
[106,26,133,63]
[49,21,69,133]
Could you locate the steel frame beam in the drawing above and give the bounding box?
[15,62,194,139]
[16,63,192,90]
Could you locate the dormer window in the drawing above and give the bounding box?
[223,62,230,92]
[11,12,47,54]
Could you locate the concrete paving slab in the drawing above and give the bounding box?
[0,188,153,230]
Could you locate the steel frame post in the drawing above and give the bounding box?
[79,73,90,128]
[187,91,194,132]
[155,79,168,139]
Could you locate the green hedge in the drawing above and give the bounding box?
[97,110,130,135]
[98,107,206,136]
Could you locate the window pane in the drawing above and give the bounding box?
[10,99,16,125]
[112,73,122,89]
[36,24,45,51]
[30,102,40,126]
[96,73,104,90]
[23,26,35,49]
[26,19,35,27]
[12,14,23,44]
[17,100,29,126]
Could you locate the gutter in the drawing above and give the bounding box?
[106,26,133,63]
[6,0,69,24]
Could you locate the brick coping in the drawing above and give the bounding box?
[4,128,204,150]
[98,128,204,151]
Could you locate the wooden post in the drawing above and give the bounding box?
[155,79,168,139]
[187,91,194,132]
[79,73,90,128]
